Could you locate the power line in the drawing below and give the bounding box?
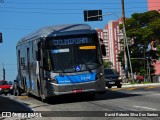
[0,64,16,65]
[0,10,82,14]
[0,6,151,11]
[0,9,148,15]
[4,1,160,5]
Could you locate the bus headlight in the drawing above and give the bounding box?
[0,88,2,91]
[47,78,58,84]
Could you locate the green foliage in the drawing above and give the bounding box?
[118,10,160,75]
[103,60,113,68]
[156,45,160,59]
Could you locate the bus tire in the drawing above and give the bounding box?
[26,91,32,97]
[13,89,18,96]
[88,93,95,100]
[83,92,95,101]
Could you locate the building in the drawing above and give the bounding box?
[105,20,123,76]
[96,19,124,77]
[148,0,160,82]
[148,0,160,12]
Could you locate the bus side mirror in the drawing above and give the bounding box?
[36,51,41,61]
[101,44,106,56]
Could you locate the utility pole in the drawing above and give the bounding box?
[2,64,5,80]
[121,0,128,81]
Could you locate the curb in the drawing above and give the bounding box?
[122,83,160,88]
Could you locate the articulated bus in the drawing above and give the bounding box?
[16,24,106,102]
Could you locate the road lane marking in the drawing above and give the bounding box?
[127,87,137,90]
[145,86,159,89]
[18,95,29,99]
[150,93,160,96]
[133,105,157,110]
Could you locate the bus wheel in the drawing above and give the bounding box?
[88,93,95,100]
[83,92,95,101]
[26,92,32,97]
[13,89,19,96]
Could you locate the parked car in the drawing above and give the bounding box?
[104,68,122,88]
[136,75,144,83]
[0,80,13,95]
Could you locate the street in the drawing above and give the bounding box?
[1,85,160,120]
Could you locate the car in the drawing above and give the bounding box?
[0,80,13,95]
[136,75,144,83]
[104,68,122,88]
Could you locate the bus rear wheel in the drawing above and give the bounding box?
[82,92,95,101]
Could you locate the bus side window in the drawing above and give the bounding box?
[20,57,25,69]
[36,50,41,61]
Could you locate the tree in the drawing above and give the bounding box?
[103,60,113,68]
[118,10,160,75]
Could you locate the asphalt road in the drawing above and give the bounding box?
[1,85,160,120]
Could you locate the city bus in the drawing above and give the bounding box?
[15,24,106,102]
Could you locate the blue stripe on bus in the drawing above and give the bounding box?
[55,72,96,84]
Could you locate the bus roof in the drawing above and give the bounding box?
[17,24,96,45]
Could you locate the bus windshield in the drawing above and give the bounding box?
[45,35,102,72]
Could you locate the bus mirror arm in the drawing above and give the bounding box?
[101,44,106,56]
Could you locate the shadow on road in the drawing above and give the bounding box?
[0,95,33,112]
[95,89,141,101]
[46,89,141,105]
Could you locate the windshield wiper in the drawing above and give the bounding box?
[84,63,92,73]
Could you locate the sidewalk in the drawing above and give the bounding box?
[122,82,160,88]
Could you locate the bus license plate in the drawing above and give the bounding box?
[72,89,83,93]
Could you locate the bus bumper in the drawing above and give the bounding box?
[47,78,106,97]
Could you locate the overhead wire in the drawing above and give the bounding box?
[3,1,160,5]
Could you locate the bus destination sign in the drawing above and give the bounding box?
[53,37,90,46]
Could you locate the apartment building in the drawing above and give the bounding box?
[148,0,160,12]
[96,19,124,76]
[105,20,123,76]
[148,0,160,82]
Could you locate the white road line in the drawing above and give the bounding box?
[133,105,157,111]
[150,94,160,96]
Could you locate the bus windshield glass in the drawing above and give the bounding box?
[45,34,102,72]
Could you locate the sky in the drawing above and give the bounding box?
[0,0,148,81]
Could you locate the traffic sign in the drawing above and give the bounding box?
[84,10,102,21]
